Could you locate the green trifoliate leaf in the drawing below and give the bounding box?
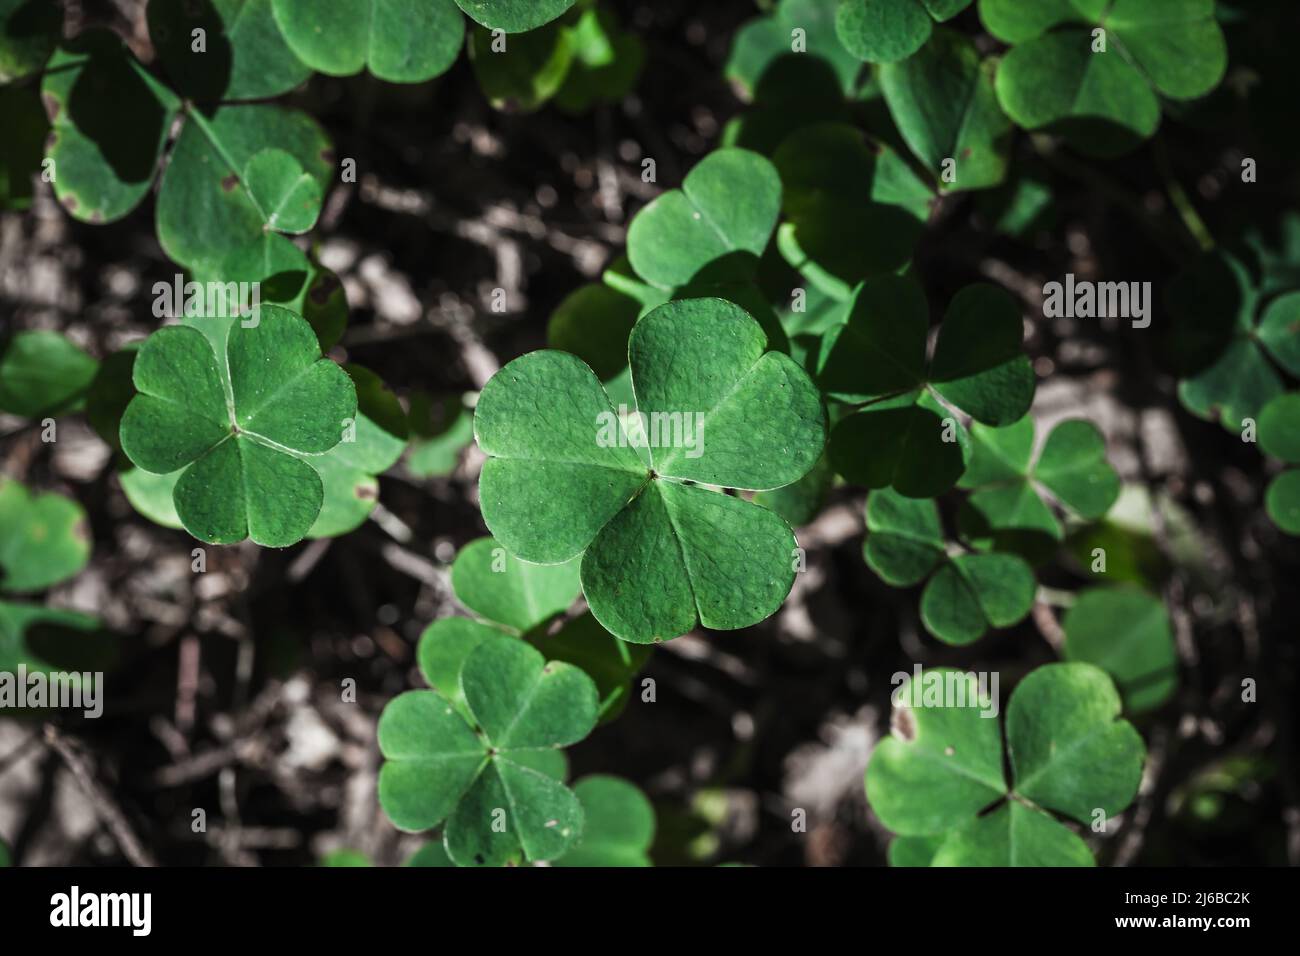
[1169,254,1299,431]
[1063,587,1176,713]
[0,601,116,688]
[41,31,179,224]
[156,105,332,274]
[0,838,8,867]
[986,0,1227,155]
[451,536,581,634]
[307,365,408,538]
[455,0,577,33]
[0,331,98,417]
[118,306,357,547]
[378,635,598,865]
[531,612,651,723]
[835,0,973,64]
[147,0,310,101]
[242,148,323,235]
[554,775,655,867]
[271,0,463,82]
[920,553,1035,645]
[773,123,929,298]
[0,479,91,594]
[627,149,782,291]
[866,662,1145,865]
[0,0,59,82]
[467,18,574,112]
[475,298,826,643]
[1006,662,1146,822]
[862,488,946,587]
[727,0,862,98]
[880,28,1011,192]
[0,84,47,210]
[862,490,1035,644]
[958,416,1120,547]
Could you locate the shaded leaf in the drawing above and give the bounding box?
[0,331,97,417]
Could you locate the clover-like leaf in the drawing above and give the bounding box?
[727,0,862,98]
[863,489,1034,644]
[41,30,180,223]
[0,479,91,594]
[1062,586,1176,713]
[1169,253,1299,430]
[773,123,930,298]
[148,0,310,101]
[0,331,98,417]
[825,278,1035,497]
[306,365,407,538]
[455,0,577,34]
[0,837,8,866]
[880,28,1011,192]
[118,306,357,547]
[476,297,826,643]
[155,104,332,274]
[627,148,782,292]
[553,775,656,867]
[451,536,581,634]
[957,415,1120,549]
[986,0,1227,155]
[272,0,463,83]
[920,553,1036,645]
[835,0,973,64]
[378,635,598,866]
[867,662,1145,866]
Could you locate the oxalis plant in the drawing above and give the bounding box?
[0,0,1294,872]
